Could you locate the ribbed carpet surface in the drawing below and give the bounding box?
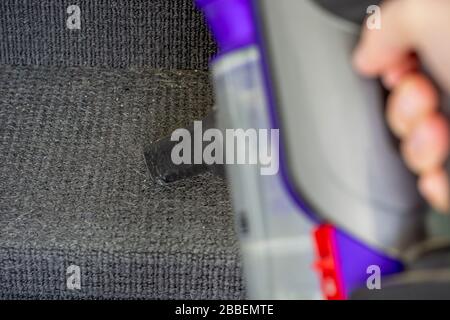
[0,0,216,69]
[2,0,449,301]
[0,0,245,299]
[0,65,243,299]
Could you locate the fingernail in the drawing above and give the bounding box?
[396,84,420,119]
[408,124,427,153]
[404,114,450,174]
[396,75,438,121]
[419,171,450,214]
[402,125,432,174]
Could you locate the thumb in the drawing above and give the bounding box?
[353,0,421,77]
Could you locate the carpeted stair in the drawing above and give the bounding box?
[0,0,244,299]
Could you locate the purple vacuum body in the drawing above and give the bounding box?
[197,0,429,299]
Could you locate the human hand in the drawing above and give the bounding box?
[353,0,450,213]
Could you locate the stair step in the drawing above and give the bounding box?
[0,0,216,69]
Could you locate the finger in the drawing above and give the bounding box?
[381,54,418,89]
[401,113,450,174]
[353,0,421,77]
[418,168,450,214]
[386,73,438,138]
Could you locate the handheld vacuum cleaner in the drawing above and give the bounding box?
[145,0,450,299]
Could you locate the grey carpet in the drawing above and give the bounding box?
[0,0,216,69]
[0,65,243,299]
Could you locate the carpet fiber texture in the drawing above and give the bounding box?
[0,65,243,299]
[0,0,216,69]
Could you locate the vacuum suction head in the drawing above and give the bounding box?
[143,112,224,184]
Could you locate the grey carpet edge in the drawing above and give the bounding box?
[0,245,245,300]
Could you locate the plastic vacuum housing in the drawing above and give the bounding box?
[197,0,450,299]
